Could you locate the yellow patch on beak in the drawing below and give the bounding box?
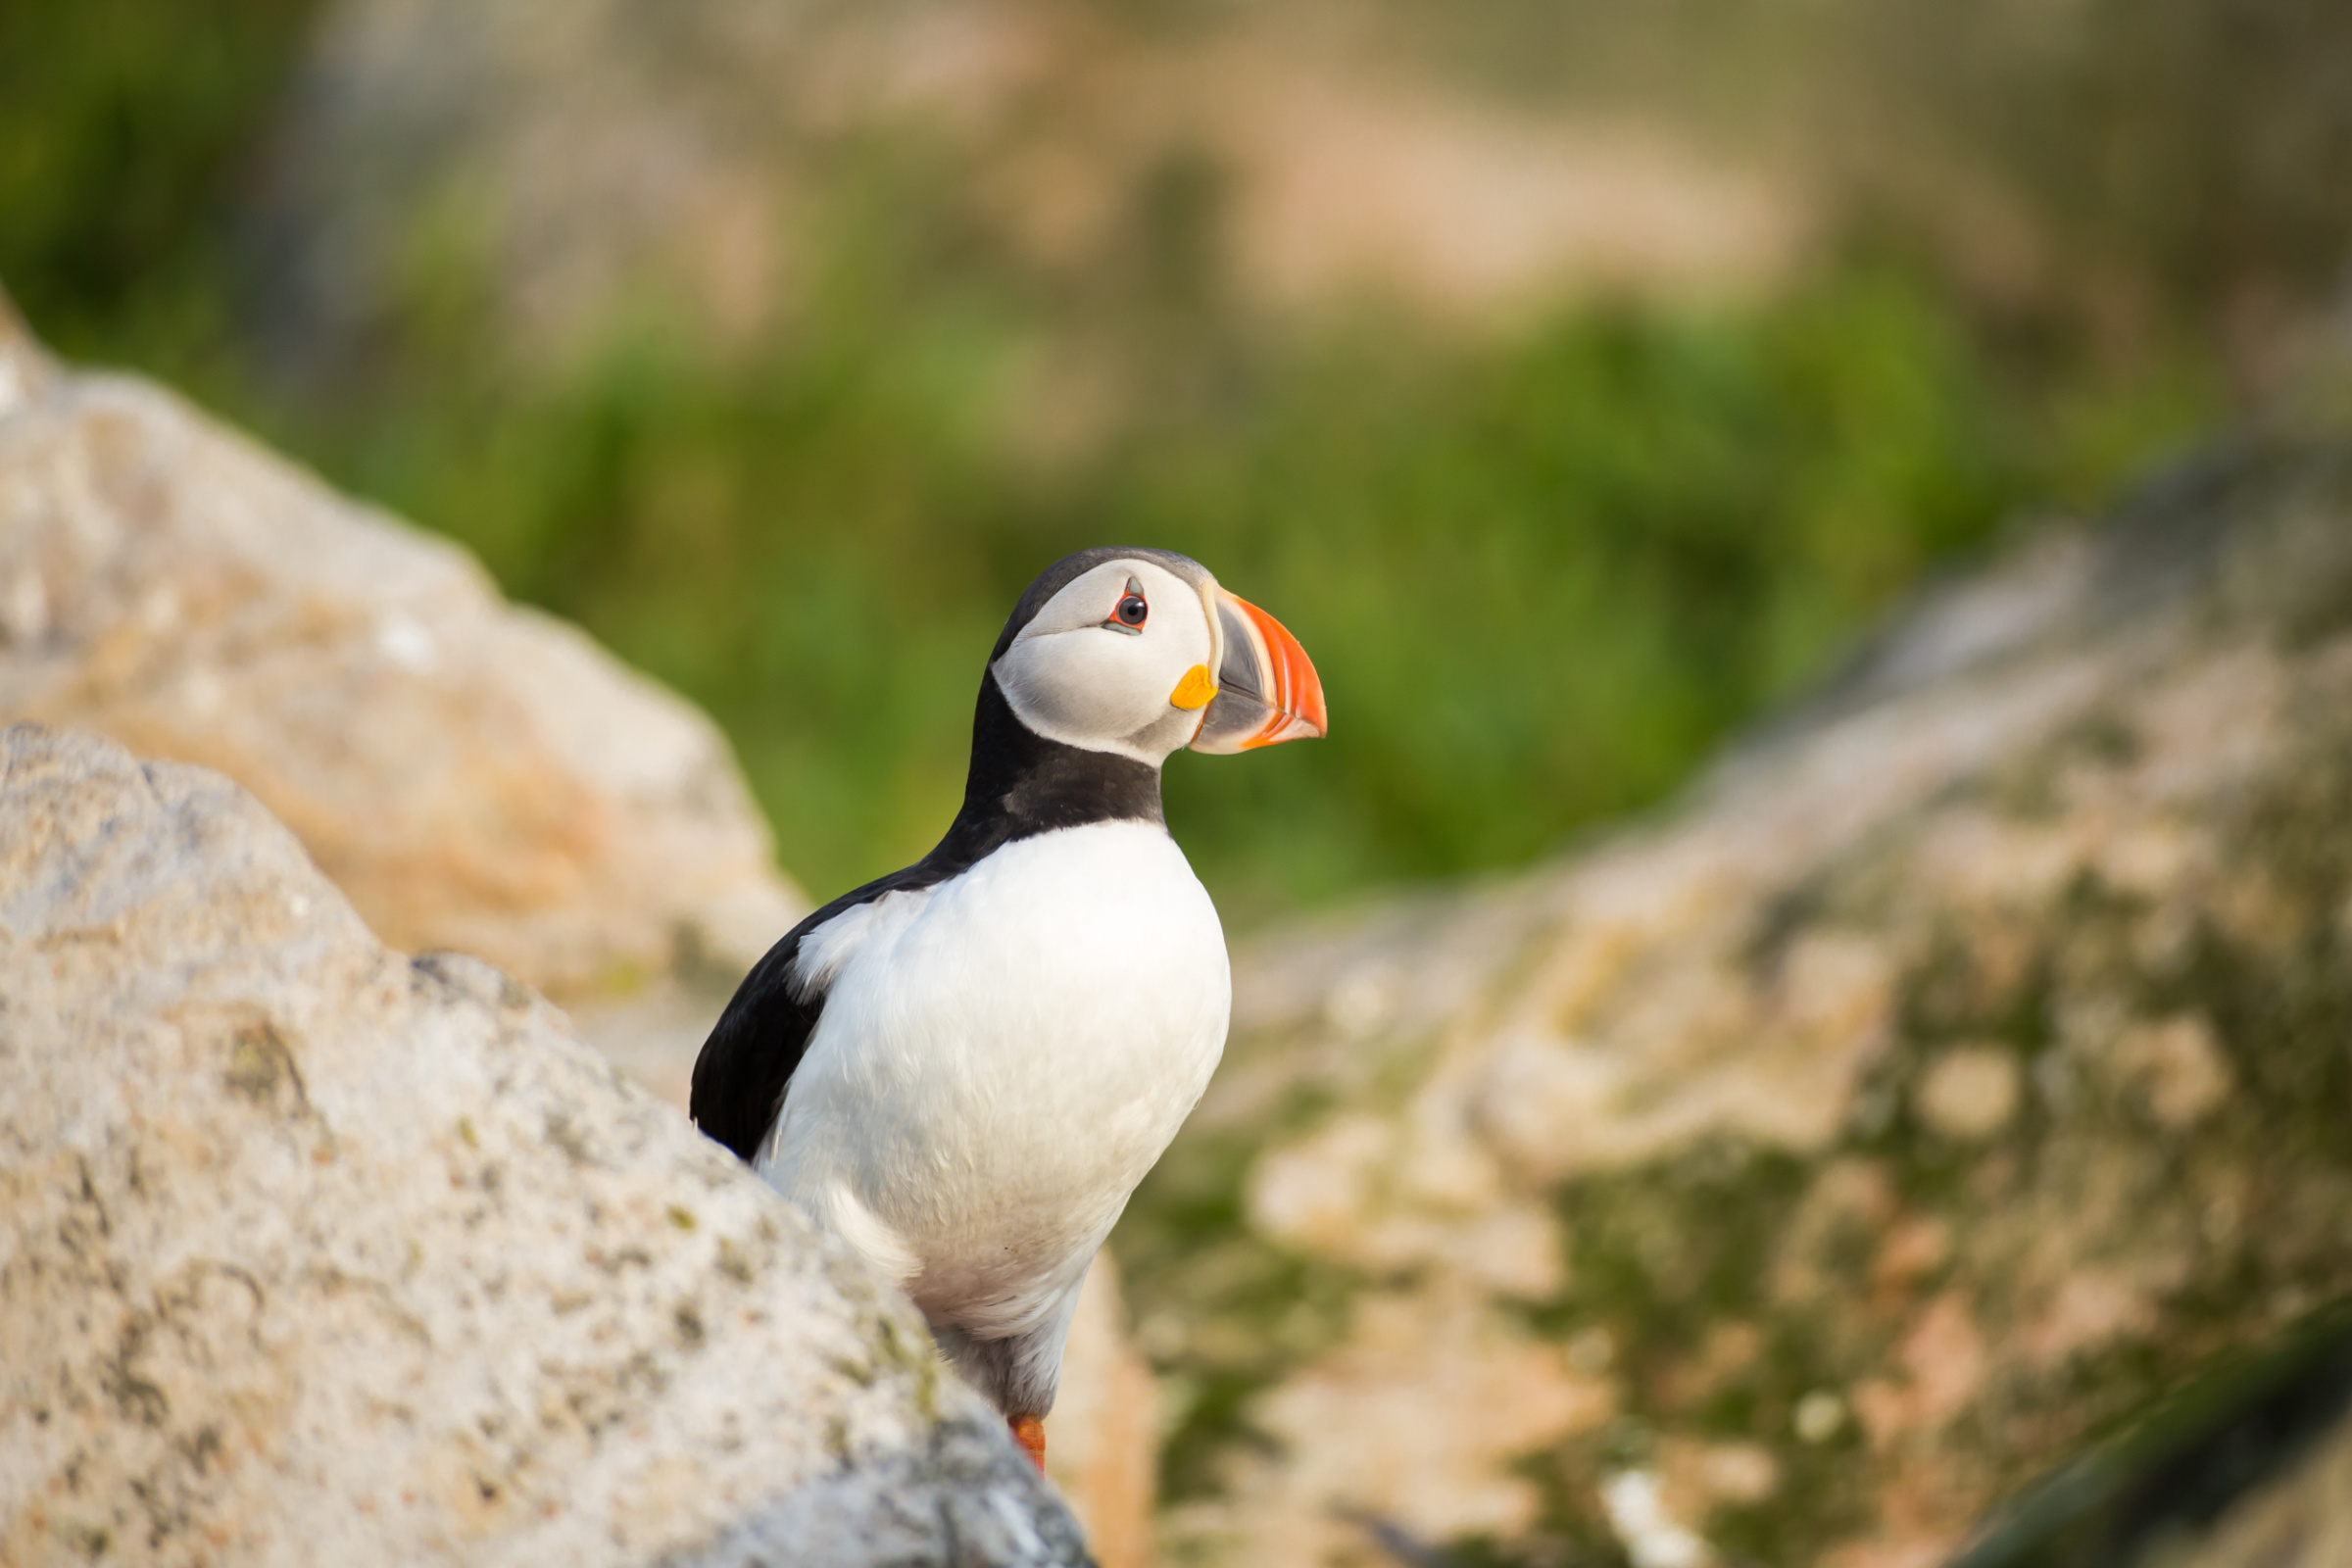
[1169,664,1218,710]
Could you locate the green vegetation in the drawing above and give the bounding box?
[1,0,2223,923]
[255,256,2213,917]
[0,0,317,379]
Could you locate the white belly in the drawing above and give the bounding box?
[757,822,1229,1338]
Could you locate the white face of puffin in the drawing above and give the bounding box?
[991,555,1328,766]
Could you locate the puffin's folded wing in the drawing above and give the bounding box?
[691,863,949,1163]
[690,920,828,1162]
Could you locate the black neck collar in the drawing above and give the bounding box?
[920,672,1164,875]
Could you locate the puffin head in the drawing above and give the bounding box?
[989,547,1327,766]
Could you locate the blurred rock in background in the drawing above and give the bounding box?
[251,0,2352,383]
[251,0,1807,374]
[0,288,801,1003]
[1118,417,2352,1564]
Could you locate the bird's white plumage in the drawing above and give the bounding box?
[755,821,1230,1361]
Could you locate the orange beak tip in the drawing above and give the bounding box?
[1227,592,1328,747]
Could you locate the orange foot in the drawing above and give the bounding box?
[1009,1413,1046,1473]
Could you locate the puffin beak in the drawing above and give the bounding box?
[1188,589,1328,753]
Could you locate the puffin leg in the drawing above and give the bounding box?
[1009,1414,1047,1472]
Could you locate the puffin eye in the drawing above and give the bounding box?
[1103,578,1149,633]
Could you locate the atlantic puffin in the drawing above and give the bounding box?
[691,547,1326,1470]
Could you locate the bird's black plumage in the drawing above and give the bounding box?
[690,548,1193,1160]
[688,858,939,1162]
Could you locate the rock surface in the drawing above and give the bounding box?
[0,723,1087,1568]
[1117,435,2352,1566]
[0,293,801,1001]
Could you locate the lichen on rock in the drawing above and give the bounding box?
[1118,436,2352,1567]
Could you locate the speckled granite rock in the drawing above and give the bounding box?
[0,295,802,1000]
[0,724,1086,1568]
[1116,437,2352,1567]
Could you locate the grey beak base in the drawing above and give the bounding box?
[1189,601,1270,754]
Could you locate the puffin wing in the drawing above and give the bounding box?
[690,863,945,1162]
[689,916,827,1161]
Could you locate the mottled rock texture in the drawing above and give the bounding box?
[0,724,1087,1568]
[1117,437,2352,1567]
[0,294,801,1000]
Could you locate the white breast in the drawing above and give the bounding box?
[756,821,1230,1338]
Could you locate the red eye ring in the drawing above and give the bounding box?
[1112,592,1148,628]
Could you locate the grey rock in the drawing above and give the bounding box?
[0,723,1086,1568]
[679,1414,1091,1568]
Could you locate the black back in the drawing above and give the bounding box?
[689,549,1191,1160]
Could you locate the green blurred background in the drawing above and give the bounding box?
[7,0,2342,924]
